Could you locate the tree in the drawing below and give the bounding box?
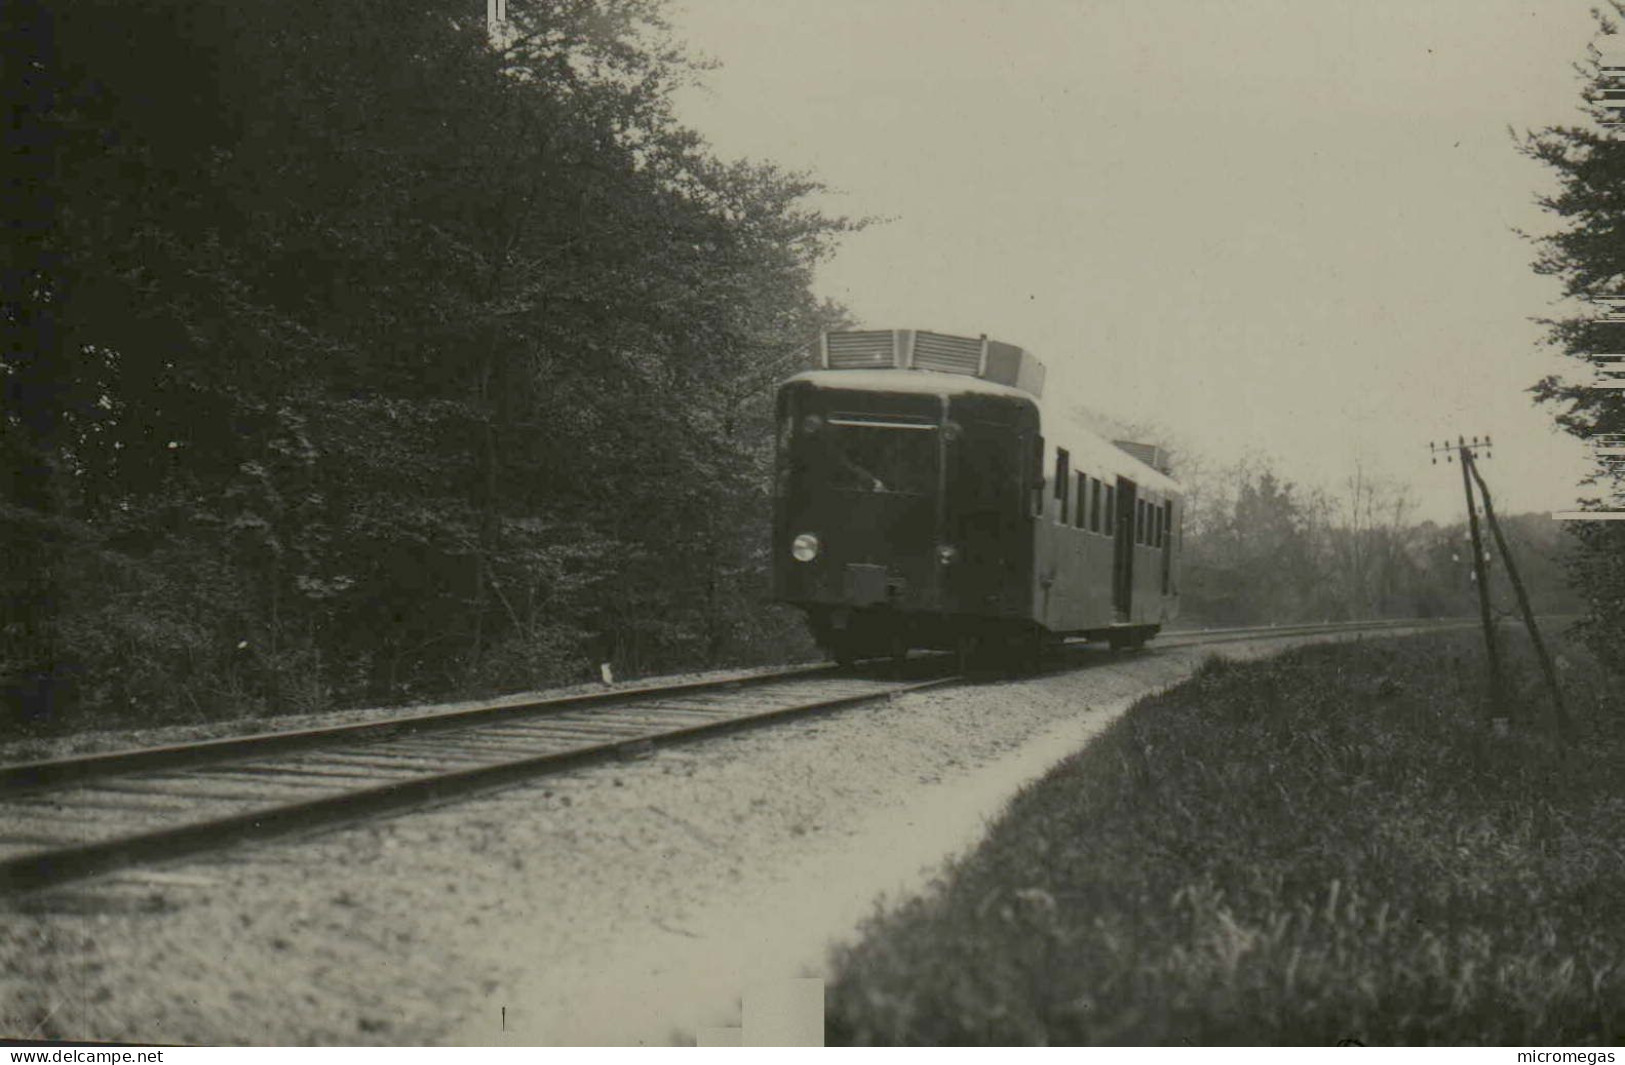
[1178,458,1322,624]
[2,0,861,730]
[1520,5,1625,674]
[1325,464,1418,619]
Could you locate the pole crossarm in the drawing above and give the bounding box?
[1426,435,1492,465]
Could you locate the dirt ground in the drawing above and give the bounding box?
[0,634,1376,1046]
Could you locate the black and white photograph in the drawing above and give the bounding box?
[3,0,1623,1048]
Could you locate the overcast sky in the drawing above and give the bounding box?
[666,0,1603,522]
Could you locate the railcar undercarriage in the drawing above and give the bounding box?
[805,605,1158,669]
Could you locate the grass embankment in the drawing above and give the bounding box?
[827,630,1625,1045]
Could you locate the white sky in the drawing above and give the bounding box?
[667,0,1604,523]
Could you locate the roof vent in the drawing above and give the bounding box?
[1113,441,1171,474]
[823,330,899,369]
[818,329,1045,398]
[911,331,982,375]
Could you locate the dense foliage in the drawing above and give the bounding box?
[1520,4,1625,674]
[829,632,1624,1045]
[1,0,855,729]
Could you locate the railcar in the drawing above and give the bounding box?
[771,328,1181,664]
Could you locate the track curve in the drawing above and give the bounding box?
[0,617,1478,893]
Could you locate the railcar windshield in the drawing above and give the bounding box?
[948,432,1021,511]
[824,415,938,496]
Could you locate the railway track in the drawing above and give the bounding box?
[0,617,1477,894]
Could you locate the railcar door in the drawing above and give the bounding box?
[1113,477,1138,621]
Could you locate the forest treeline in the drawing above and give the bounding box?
[0,1,1596,735]
[2,0,853,729]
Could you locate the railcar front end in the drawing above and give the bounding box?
[772,331,1047,662]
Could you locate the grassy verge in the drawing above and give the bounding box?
[827,628,1625,1045]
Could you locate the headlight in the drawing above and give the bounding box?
[791,532,820,562]
[937,544,958,565]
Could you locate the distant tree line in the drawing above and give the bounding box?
[1174,459,1582,628]
[1,0,856,730]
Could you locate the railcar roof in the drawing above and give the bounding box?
[782,368,1034,402]
[1050,411,1182,496]
[781,368,1182,496]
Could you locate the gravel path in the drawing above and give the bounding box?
[0,635,1364,1046]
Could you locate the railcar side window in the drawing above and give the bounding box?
[1163,500,1176,594]
[1151,502,1160,547]
[1136,500,1146,544]
[1029,435,1046,517]
[1020,432,1046,520]
[1090,478,1102,533]
[1075,471,1087,529]
[1104,485,1115,532]
[1054,449,1070,523]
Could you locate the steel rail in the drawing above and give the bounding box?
[1,617,1475,798]
[0,675,957,893]
[0,616,1491,895]
[1156,617,1478,649]
[0,662,840,795]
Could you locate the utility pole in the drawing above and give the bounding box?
[1464,451,1574,742]
[1429,436,1504,723]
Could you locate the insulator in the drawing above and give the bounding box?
[1431,457,1436,465]
[1458,435,1465,445]
[1446,453,1452,463]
